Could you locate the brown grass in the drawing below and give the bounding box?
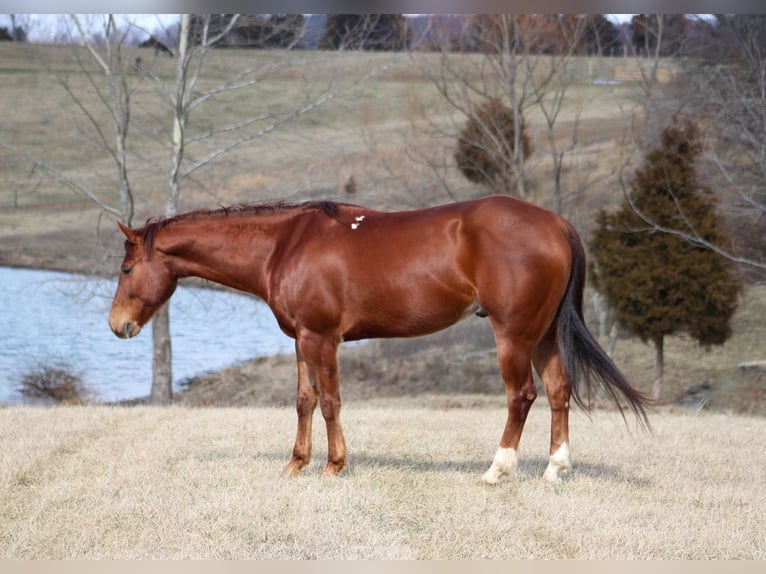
[0,405,763,559]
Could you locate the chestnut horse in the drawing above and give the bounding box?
[109,195,649,483]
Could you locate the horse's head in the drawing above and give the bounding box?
[109,222,178,339]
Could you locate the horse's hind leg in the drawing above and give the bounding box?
[532,327,572,483]
[481,330,537,484]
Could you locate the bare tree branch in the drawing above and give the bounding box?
[0,142,123,219]
[617,162,765,271]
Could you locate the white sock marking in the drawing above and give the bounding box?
[543,442,571,483]
[481,447,517,484]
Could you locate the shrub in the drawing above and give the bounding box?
[454,96,532,194]
[18,362,89,405]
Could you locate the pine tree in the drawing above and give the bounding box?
[319,15,409,51]
[589,119,743,400]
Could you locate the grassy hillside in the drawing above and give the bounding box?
[1,405,763,559]
[0,42,763,413]
[0,42,637,273]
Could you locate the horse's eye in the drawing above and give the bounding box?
[122,266,132,276]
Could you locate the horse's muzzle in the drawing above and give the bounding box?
[109,316,142,339]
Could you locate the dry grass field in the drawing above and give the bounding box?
[0,405,764,559]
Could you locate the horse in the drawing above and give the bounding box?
[109,195,650,483]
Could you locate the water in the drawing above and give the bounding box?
[0,267,295,404]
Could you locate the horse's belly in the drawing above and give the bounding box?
[341,293,480,341]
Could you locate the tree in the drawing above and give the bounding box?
[189,14,305,49]
[414,15,545,201]
[35,15,136,225]
[319,14,409,51]
[576,14,621,56]
[615,15,766,280]
[418,14,592,209]
[631,14,689,57]
[7,15,158,396]
[589,119,743,400]
[22,14,381,403]
[681,15,766,279]
[454,96,531,194]
[142,14,386,401]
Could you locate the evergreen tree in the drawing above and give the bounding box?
[631,14,689,56]
[230,15,305,48]
[188,14,305,48]
[578,14,622,55]
[319,14,409,51]
[454,97,532,195]
[589,119,743,400]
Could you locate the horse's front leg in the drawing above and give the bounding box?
[297,329,347,476]
[284,342,318,476]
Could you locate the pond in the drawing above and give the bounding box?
[0,266,294,404]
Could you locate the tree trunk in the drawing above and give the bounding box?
[167,13,190,217]
[607,321,619,359]
[149,14,191,404]
[592,291,607,338]
[652,336,664,401]
[150,304,173,404]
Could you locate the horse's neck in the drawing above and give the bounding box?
[161,217,281,298]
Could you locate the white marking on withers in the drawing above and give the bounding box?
[351,215,365,230]
[481,447,517,484]
[543,442,571,483]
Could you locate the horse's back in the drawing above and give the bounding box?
[269,196,573,341]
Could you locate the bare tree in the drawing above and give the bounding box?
[526,14,590,213]
[443,15,536,198]
[615,15,765,277]
[17,13,384,403]
[411,14,597,213]
[71,15,135,225]
[2,15,138,225]
[684,15,766,276]
[141,14,387,401]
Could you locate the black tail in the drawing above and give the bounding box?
[557,222,652,430]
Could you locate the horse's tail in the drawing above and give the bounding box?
[556,221,652,430]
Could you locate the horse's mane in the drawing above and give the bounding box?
[137,200,342,258]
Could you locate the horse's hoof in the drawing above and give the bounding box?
[322,462,346,477]
[283,461,305,476]
[480,472,502,485]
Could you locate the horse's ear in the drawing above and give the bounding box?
[117,221,139,244]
